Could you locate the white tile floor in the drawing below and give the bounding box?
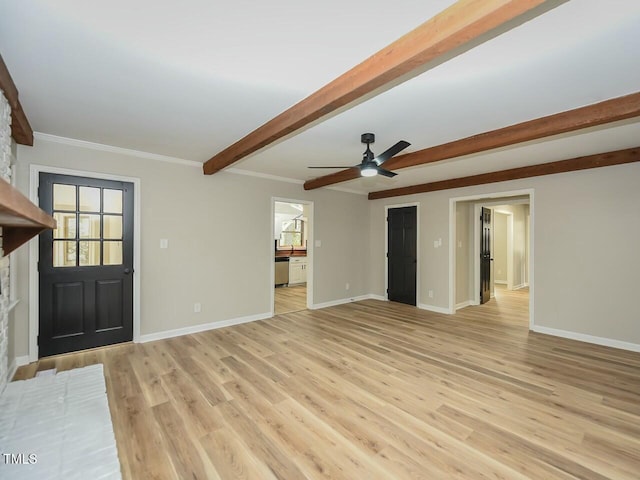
[0,364,121,479]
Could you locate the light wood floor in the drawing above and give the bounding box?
[274,284,307,315]
[14,289,640,479]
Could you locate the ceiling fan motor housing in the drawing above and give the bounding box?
[361,132,375,144]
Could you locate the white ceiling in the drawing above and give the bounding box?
[1,0,639,195]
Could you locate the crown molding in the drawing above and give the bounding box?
[221,168,367,195]
[226,167,303,185]
[33,132,202,168]
[32,133,367,194]
[325,185,367,196]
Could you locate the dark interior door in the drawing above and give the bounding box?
[38,173,134,357]
[480,207,492,304]
[387,206,417,306]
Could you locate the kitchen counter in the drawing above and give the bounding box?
[275,250,307,259]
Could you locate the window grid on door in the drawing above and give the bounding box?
[52,184,124,267]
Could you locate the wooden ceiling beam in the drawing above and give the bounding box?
[305,92,640,190]
[204,0,561,175]
[0,53,34,146]
[367,147,640,200]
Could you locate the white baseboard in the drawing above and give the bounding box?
[310,294,377,310]
[418,303,452,314]
[531,325,640,352]
[139,293,388,343]
[138,312,272,343]
[456,300,472,310]
[16,355,30,367]
[513,283,527,290]
[7,355,30,382]
[368,294,387,302]
[494,280,507,285]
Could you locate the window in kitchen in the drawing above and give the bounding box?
[280,218,305,248]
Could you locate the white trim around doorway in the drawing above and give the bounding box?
[384,202,420,307]
[270,197,314,316]
[448,188,535,330]
[28,165,142,362]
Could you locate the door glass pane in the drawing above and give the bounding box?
[53,241,77,267]
[103,189,123,214]
[79,214,101,239]
[53,212,76,239]
[79,187,100,212]
[104,241,123,265]
[53,184,76,211]
[103,215,122,239]
[79,241,101,266]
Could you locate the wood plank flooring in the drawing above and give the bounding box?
[14,288,640,479]
[274,284,307,315]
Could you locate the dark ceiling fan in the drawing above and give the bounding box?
[308,133,410,178]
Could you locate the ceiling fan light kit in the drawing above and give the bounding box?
[308,132,410,179]
[361,165,378,177]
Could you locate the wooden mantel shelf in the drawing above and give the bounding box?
[0,177,55,255]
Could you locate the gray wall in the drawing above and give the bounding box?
[9,137,640,363]
[455,202,474,305]
[493,203,529,288]
[11,138,371,358]
[369,162,640,345]
[493,211,508,284]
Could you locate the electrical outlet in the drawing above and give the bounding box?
[160,239,169,249]
[345,283,350,290]
[194,302,201,313]
[428,290,434,298]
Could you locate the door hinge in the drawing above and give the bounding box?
[386,252,389,258]
[386,288,389,294]
[37,261,39,272]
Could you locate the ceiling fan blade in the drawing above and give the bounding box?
[375,140,411,166]
[307,166,354,169]
[377,167,397,178]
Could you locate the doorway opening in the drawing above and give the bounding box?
[272,199,313,315]
[450,190,533,328]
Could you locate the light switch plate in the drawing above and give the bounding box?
[160,239,169,249]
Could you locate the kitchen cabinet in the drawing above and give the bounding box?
[289,256,307,285]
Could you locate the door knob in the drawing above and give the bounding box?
[124,268,131,274]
